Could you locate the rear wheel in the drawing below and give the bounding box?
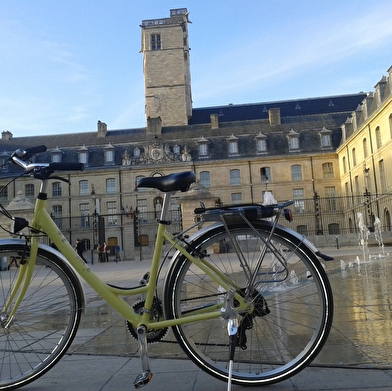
[0,244,83,390]
[164,222,333,386]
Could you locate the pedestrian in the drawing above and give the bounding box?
[103,242,109,262]
[97,243,105,263]
[114,243,121,263]
[75,239,87,263]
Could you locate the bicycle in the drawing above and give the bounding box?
[0,146,333,390]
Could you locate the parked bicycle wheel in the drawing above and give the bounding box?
[0,242,83,390]
[164,221,333,386]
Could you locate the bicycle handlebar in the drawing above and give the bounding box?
[10,146,84,175]
[47,162,85,171]
[12,145,47,160]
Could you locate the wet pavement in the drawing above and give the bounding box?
[23,245,392,390]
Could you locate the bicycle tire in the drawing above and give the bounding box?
[0,243,83,390]
[163,221,333,386]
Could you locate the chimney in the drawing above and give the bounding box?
[210,114,219,129]
[362,93,374,120]
[374,76,387,106]
[97,121,107,137]
[341,117,353,142]
[1,131,13,140]
[268,108,281,126]
[146,116,162,135]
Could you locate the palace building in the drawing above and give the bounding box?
[0,8,391,260]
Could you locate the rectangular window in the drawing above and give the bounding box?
[107,201,117,226]
[52,182,62,197]
[289,137,299,150]
[52,205,63,229]
[231,193,242,204]
[199,144,208,157]
[256,138,267,152]
[200,171,211,188]
[104,149,114,164]
[79,180,89,195]
[228,141,238,154]
[325,186,336,211]
[0,187,8,201]
[137,199,148,224]
[51,154,61,163]
[379,159,387,192]
[80,203,90,228]
[291,165,302,181]
[321,134,331,147]
[106,178,116,193]
[230,169,241,185]
[322,163,334,179]
[25,184,35,198]
[354,175,360,195]
[171,198,181,222]
[260,167,271,183]
[293,189,305,213]
[151,33,161,50]
[78,152,88,165]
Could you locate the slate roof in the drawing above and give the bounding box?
[0,92,367,173]
[189,93,367,124]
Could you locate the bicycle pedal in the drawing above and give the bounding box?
[133,370,153,389]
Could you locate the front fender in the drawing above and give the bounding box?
[0,238,86,312]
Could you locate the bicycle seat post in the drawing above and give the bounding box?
[159,191,175,223]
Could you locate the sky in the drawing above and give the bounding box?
[1,1,392,138]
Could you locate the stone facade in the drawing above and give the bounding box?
[0,9,391,260]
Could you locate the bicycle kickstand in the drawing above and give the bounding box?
[133,325,153,389]
[221,289,239,391]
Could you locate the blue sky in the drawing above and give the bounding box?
[1,1,392,137]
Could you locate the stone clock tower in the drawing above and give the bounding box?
[141,8,192,128]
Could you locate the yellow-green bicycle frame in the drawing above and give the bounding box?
[3,190,247,331]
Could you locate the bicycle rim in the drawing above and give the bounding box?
[164,222,333,386]
[0,244,82,390]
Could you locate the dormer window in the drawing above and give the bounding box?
[50,146,63,163]
[287,129,300,151]
[227,134,239,156]
[197,136,209,158]
[319,127,332,148]
[173,144,180,155]
[78,145,89,166]
[134,147,141,158]
[0,151,10,172]
[104,143,115,165]
[255,132,267,153]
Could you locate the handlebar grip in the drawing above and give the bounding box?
[25,145,47,155]
[12,145,47,159]
[48,162,84,171]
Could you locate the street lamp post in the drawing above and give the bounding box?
[91,184,99,264]
[363,166,373,231]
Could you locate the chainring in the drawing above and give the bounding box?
[126,298,168,344]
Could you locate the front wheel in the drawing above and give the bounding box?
[0,243,83,390]
[164,222,333,386]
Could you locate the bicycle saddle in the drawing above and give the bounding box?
[137,171,196,192]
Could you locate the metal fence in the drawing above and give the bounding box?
[279,193,392,236]
[37,193,392,257]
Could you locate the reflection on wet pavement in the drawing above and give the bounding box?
[68,248,392,368]
[317,249,392,368]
